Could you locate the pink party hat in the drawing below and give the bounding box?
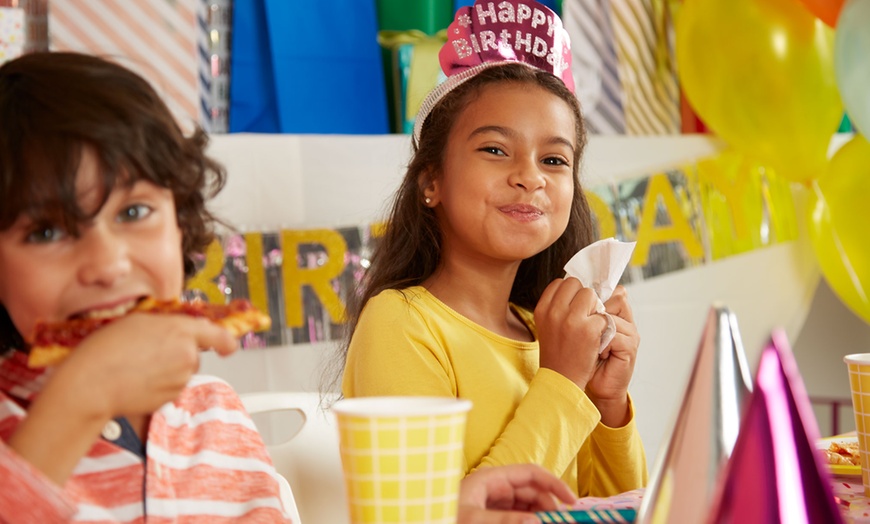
[636,304,753,524]
[413,0,574,145]
[704,330,843,523]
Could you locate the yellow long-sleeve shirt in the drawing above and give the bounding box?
[342,286,648,496]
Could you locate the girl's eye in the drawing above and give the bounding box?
[479,146,506,156]
[26,225,66,244]
[543,156,570,167]
[118,204,153,223]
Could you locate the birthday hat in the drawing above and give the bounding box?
[413,0,574,145]
[704,330,843,523]
[636,304,753,524]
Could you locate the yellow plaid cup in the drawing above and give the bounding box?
[333,397,472,524]
[845,354,870,496]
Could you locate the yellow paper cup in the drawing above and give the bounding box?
[333,396,472,524]
[844,354,870,496]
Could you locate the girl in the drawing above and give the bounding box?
[0,52,291,522]
[339,0,647,497]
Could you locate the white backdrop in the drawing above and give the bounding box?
[199,133,834,468]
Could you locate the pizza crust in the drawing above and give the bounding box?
[27,345,71,369]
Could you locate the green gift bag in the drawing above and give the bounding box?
[376,0,453,34]
[379,30,447,134]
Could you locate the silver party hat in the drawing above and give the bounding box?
[704,330,843,523]
[636,303,753,523]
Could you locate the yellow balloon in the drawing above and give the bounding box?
[676,0,842,184]
[809,135,870,324]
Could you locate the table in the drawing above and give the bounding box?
[831,476,870,524]
[550,481,869,523]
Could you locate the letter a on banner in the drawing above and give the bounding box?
[633,173,704,266]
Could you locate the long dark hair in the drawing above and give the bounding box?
[0,52,226,355]
[325,63,595,390]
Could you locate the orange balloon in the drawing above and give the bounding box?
[798,0,846,27]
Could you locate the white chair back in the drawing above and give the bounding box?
[241,391,349,524]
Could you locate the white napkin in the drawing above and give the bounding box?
[563,238,636,353]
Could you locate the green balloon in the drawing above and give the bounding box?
[835,0,870,136]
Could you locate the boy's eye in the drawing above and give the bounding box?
[118,204,153,222]
[26,225,66,244]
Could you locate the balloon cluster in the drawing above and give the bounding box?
[675,0,869,324]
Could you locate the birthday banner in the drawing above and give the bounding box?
[185,151,797,348]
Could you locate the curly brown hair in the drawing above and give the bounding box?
[326,63,595,390]
[0,52,226,354]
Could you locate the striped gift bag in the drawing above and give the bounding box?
[564,0,681,135]
[563,0,626,134]
[49,0,214,131]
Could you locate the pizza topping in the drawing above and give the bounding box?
[824,440,860,466]
[30,317,115,350]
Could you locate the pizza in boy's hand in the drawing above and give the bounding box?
[26,298,271,369]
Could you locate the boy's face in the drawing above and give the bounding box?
[0,149,184,340]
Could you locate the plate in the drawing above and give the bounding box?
[817,435,861,477]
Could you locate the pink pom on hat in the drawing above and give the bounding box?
[413,0,574,146]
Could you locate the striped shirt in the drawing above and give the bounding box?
[0,351,291,523]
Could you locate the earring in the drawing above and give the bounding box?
[424,197,431,204]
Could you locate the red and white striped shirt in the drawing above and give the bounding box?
[0,351,291,523]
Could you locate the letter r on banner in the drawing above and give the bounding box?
[281,229,348,328]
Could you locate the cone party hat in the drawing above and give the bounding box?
[637,303,753,523]
[704,330,843,523]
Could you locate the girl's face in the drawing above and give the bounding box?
[0,149,184,340]
[426,81,576,267]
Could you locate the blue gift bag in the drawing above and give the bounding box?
[230,0,389,134]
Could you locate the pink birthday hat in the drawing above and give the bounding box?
[412,0,574,146]
[704,330,844,523]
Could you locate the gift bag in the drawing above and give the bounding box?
[0,7,24,64]
[377,0,452,35]
[453,0,561,14]
[230,0,388,134]
[379,30,446,134]
[49,0,200,129]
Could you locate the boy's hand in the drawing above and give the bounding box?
[457,464,576,524]
[11,313,237,486]
[55,312,238,419]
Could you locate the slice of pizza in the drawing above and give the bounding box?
[26,298,271,369]
[825,440,861,466]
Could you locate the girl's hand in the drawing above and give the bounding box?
[534,277,609,390]
[53,312,238,419]
[585,285,639,427]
